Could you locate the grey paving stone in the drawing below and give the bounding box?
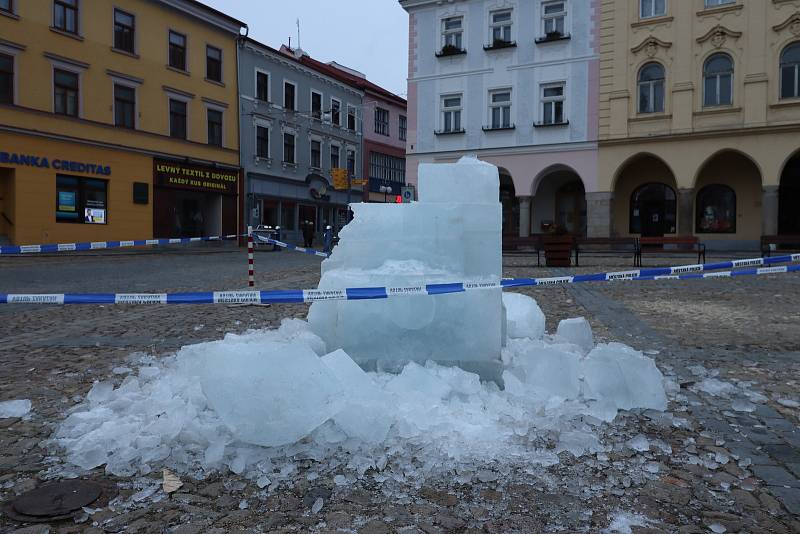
[752,465,800,488]
[768,486,800,515]
[763,444,800,464]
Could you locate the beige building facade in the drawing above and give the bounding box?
[596,0,800,249]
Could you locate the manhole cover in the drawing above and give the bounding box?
[3,479,116,523]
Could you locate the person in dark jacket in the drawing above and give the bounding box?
[301,220,315,248]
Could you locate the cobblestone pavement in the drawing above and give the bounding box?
[1,250,799,533]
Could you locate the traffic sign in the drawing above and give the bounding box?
[400,185,415,203]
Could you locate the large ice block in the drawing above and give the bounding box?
[308,157,504,381]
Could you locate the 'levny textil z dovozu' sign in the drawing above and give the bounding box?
[153,160,239,195]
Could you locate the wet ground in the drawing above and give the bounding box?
[0,249,799,533]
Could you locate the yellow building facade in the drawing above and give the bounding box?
[0,0,244,245]
[596,0,800,249]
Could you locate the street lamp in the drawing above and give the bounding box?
[379,185,393,203]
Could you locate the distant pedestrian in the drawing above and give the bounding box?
[302,220,315,248]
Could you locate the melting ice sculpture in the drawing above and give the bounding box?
[308,157,506,382]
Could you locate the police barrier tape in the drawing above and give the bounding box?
[253,234,330,258]
[0,234,247,255]
[2,257,799,305]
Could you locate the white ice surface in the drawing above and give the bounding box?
[0,399,31,418]
[56,315,669,482]
[502,292,545,340]
[556,317,594,354]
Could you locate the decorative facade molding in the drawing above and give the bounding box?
[631,36,672,56]
[772,12,800,36]
[696,25,742,48]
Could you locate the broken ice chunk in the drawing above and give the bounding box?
[555,317,594,354]
[582,343,667,411]
[502,292,545,340]
[188,338,345,447]
[0,399,31,418]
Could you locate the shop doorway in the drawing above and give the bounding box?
[499,170,519,237]
[631,183,676,237]
[154,189,222,238]
[779,153,800,235]
[533,167,586,236]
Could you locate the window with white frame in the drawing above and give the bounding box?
[310,139,321,169]
[489,10,512,44]
[640,0,666,19]
[256,70,269,102]
[283,81,296,111]
[780,42,800,100]
[282,131,295,164]
[638,62,665,113]
[441,16,463,50]
[311,90,322,120]
[330,143,341,169]
[375,107,389,135]
[330,98,341,126]
[347,105,357,130]
[440,94,462,133]
[703,53,733,107]
[540,83,565,124]
[704,0,734,7]
[542,1,566,36]
[256,123,269,159]
[488,89,512,129]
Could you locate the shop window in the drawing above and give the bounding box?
[283,132,295,164]
[54,0,78,34]
[168,30,187,71]
[206,45,222,83]
[703,54,733,107]
[696,184,736,233]
[114,84,135,129]
[261,199,278,226]
[630,183,676,235]
[256,70,269,101]
[256,125,269,158]
[207,108,223,146]
[113,9,135,53]
[281,201,295,230]
[169,98,187,139]
[780,42,800,100]
[0,53,12,105]
[56,175,107,224]
[54,68,79,117]
[638,62,665,114]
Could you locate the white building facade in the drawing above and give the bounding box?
[401,0,601,238]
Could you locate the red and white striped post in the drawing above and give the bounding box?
[247,225,254,288]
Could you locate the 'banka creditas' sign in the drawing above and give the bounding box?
[0,151,112,176]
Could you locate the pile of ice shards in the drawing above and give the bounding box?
[55,299,668,481]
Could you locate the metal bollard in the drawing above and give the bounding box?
[247,225,254,287]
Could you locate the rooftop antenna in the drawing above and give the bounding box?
[297,18,301,49]
[288,36,291,48]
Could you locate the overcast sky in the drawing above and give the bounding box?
[201,0,410,97]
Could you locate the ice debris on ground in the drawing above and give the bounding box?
[55,306,669,483]
[0,399,32,418]
[503,292,545,341]
[603,511,651,533]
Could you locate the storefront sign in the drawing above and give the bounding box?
[154,160,238,195]
[0,151,111,175]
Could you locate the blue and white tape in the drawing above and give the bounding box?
[254,235,330,258]
[0,234,245,255]
[2,256,798,305]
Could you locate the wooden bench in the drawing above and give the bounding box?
[503,235,544,266]
[639,236,706,265]
[761,235,800,257]
[574,237,640,267]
